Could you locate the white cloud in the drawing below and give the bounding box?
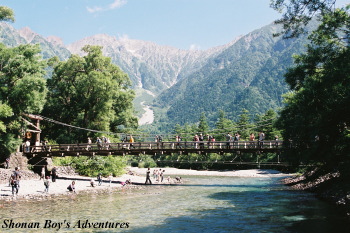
[109,0,127,9]
[87,6,103,13]
[87,0,127,13]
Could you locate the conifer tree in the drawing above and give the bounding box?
[198,112,209,134]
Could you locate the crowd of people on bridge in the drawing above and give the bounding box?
[22,130,283,154]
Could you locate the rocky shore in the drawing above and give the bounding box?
[282,165,350,217]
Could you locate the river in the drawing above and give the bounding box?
[138,101,154,125]
[1,176,349,232]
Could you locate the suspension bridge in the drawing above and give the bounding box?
[22,114,295,167]
[23,140,291,166]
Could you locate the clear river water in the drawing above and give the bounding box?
[1,175,349,233]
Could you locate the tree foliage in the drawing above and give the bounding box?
[274,2,350,162]
[215,110,234,141]
[0,6,14,23]
[43,45,138,143]
[235,109,253,140]
[270,0,338,38]
[198,112,209,134]
[54,155,127,177]
[0,43,48,157]
[173,108,280,142]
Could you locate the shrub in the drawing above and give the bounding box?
[126,155,157,168]
[54,155,127,177]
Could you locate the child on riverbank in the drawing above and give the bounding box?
[67,181,76,193]
[108,174,113,186]
[44,176,50,193]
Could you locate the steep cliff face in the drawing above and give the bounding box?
[66,34,232,94]
[17,26,37,43]
[0,22,27,46]
[0,22,71,60]
[0,22,235,95]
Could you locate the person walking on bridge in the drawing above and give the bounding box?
[226,133,232,149]
[258,132,265,148]
[129,135,135,149]
[249,133,255,148]
[96,137,102,150]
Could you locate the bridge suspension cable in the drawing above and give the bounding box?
[37,115,122,137]
[36,114,277,140]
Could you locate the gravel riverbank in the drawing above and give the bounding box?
[0,167,293,202]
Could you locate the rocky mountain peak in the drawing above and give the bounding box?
[46,36,64,46]
[67,34,119,55]
[18,27,37,43]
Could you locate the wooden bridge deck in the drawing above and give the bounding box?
[24,140,285,157]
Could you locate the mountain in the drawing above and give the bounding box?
[67,34,234,95]
[0,22,311,131]
[153,23,310,129]
[0,22,71,60]
[0,22,232,96]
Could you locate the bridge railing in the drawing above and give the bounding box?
[23,140,284,154]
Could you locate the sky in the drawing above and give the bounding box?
[2,0,349,50]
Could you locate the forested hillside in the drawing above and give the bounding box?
[153,23,312,130]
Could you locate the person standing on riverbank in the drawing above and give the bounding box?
[10,167,21,196]
[108,174,113,186]
[51,167,57,182]
[153,169,157,179]
[161,170,165,182]
[5,158,9,169]
[97,173,102,186]
[145,168,152,185]
[40,166,45,180]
